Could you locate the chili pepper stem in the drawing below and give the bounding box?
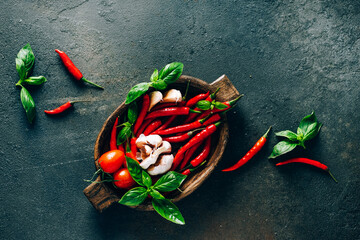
[183,80,190,100]
[228,94,244,106]
[327,170,338,183]
[210,87,220,98]
[263,126,272,138]
[70,100,91,104]
[189,109,202,113]
[81,77,104,90]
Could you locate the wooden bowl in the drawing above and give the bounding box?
[83,74,240,212]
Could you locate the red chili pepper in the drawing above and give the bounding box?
[118,144,124,152]
[125,142,139,164]
[171,122,221,170]
[190,136,211,167]
[144,107,201,120]
[276,158,338,183]
[163,128,205,143]
[143,120,162,135]
[44,100,88,115]
[185,91,210,108]
[202,114,221,126]
[179,141,202,170]
[196,95,243,120]
[134,94,150,134]
[222,126,271,172]
[156,101,186,131]
[55,49,104,89]
[110,117,119,150]
[153,119,204,136]
[135,118,153,137]
[130,137,137,155]
[151,102,184,112]
[181,161,207,175]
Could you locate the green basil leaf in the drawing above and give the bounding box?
[117,122,132,145]
[275,130,298,142]
[151,80,168,90]
[303,122,322,141]
[22,76,47,86]
[268,141,298,159]
[15,58,26,80]
[298,111,319,137]
[127,102,138,125]
[126,156,144,186]
[142,171,152,188]
[214,101,228,110]
[119,187,147,206]
[158,62,183,85]
[152,198,185,225]
[20,87,35,124]
[125,82,151,104]
[153,171,187,192]
[149,189,165,199]
[150,68,159,82]
[17,43,35,77]
[196,100,211,110]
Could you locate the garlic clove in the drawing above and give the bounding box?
[135,134,147,149]
[162,89,182,103]
[148,91,163,111]
[140,145,152,160]
[140,141,172,169]
[147,154,174,176]
[145,135,163,148]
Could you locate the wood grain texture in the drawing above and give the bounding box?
[84,75,240,212]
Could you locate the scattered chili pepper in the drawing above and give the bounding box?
[133,94,150,134]
[55,49,104,89]
[144,107,201,120]
[110,117,119,150]
[181,161,207,175]
[196,95,243,120]
[143,119,162,135]
[135,118,153,137]
[171,122,221,170]
[222,126,271,172]
[276,158,338,183]
[163,128,205,143]
[179,141,202,170]
[44,100,88,115]
[185,91,210,108]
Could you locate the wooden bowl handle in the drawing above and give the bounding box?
[209,74,240,101]
[83,177,120,212]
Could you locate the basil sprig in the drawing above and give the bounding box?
[116,101,138,145]
[125,62,184,104]
[196,100,228,111]
[269,112,322,159]
[119,157,186,225]
[15,44,47,124]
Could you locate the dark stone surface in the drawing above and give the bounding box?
[1,0,359,239]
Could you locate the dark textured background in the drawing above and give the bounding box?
[1,1,359,239]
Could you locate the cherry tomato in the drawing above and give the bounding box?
[98,150,125,173]
[113,168,136,189]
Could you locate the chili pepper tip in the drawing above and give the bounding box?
[263,126,272,138]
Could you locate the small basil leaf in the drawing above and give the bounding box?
[196,100,211,110]
[15,58,26,80]
[126,156,144,186]
[22,76,47,86]
[17,43,35,76]
[149,189,165,199]
[151,80,168,90]
[117,122,132,145]
[20,87,36,124]
[152,198,185,225]
[150,69,159,82]
[125,82,151,104]
[303,122,322,141]
[142,171,152,188]
[299,111,317,135]
[275,130,298,142]
[214,101,228,110]
[119,187,147,206]
[158,62,183,85]
[153,171,187,192]
[127,102,138,125]
[268,141,298,159]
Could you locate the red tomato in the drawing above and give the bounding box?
[113,168,136,189]
[98,150,125,173]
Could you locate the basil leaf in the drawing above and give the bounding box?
[153,171,187,192]
[117,122,132,145]
[214,101,228,110]
[149,189,165,199]
[142,171,152,188]
[125,82,151,104]
[151,80,167,90]
[303,122,322,141]
[158,62,183,85]
[127,102,138,125]
[126,156,144,186]
[15,58,26,80]
[196,100,211,110]
[119,187,147,206]
[152,198,185,225]
[268,140,298,159]
[275,130,298,142]
[150,69,158,82]
[20,87,35,124]
[17,43,35,77]
[22,76,47,86]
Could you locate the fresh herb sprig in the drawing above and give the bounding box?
[196,100,228,111]
[269,112,322,159]
[119,157,187,225]
[15,44,47,123]
[117,102,138,145]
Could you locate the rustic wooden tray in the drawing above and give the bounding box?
[83,74,240,212]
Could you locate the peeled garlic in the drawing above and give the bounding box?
[148,91,163,111]
[162,89,182,103]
